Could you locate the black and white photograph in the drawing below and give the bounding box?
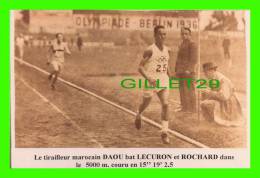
[11,10,250,168]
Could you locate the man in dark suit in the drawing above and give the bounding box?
[175,27,198,113]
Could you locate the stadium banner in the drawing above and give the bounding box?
[73,14,198,31]
[28,10,199,33]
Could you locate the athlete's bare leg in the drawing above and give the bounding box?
[50,68,60,90]
[135,96,152,130]
[48,71,56,80]
[157,89,169,121]
[138,96,152,114]
[157,89,170,144]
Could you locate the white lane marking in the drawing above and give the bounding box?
[16,58,209,148]
[18,77,103,148]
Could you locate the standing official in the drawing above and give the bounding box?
[175,27,198,113]
[16,34,25,60]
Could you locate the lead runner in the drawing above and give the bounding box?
[135,25,172,144]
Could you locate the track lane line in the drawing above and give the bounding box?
[18,77,104,148]
[15,58,209,148]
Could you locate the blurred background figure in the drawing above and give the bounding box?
[70,37,75,49]
[76,33,83,51]
[15,33,25,60]
[43,35,48,47]
[222,33,232,68]
[24,34,30,47]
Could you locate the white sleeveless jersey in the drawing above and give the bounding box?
[144,43,169,81]
[51,40,67,61]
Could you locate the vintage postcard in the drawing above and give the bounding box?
[11,10,250,168]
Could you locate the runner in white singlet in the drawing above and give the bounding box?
[135,25,172,144]
[47,33,71,90]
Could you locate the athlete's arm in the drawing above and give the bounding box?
[46,45,53,65]
[167,67,172,78]
[138,49,156,86]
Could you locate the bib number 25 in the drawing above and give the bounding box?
[156,64,167,72]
